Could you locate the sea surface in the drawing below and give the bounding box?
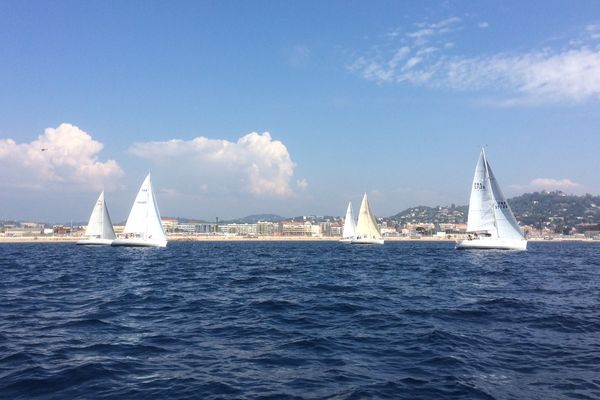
[0,241,599,399]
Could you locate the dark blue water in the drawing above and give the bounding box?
[1,241,599,399]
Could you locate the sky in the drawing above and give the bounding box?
[1,0,600,222]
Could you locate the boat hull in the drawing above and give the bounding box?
[111,238,167,248]
[76,238,114,246]
[350,238,384,245]
[456,238,527,251]
[339,237,354,243]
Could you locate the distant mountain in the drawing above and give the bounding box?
[387,191,600,233]
[388,205,467,225]
[221,214,286,224]
[509,191,600,232]
[169,217,209,224]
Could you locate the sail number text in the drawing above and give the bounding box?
[495,201,508,209]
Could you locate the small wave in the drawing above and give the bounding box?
[0,362,115,398]
[418,355,467,368]
[81,342,169,356]
[313,283,357,293]
[0,352,34,365]
[277,336,337,353]
[249,354,309,368]
[527,315,600,333]
[308,302,366,314]
[50,318,136,332]
[250,299,301,312]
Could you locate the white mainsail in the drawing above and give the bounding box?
[123,173,166,243]
[84,191,116,240]
[342,202,357,239]
[466,150,496,234]
[355,193,383,241]
[466,149,523,240]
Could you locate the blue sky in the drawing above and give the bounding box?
[1,0,600,222]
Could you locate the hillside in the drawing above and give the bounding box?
[388,191,600,232]
[389,205,467,224]
[221,214,286,224]
[509,191,600,231]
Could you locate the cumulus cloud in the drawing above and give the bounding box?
[349,19,600,104]
[530,178,580,189]
[0,123,123,191]
[130,132,300,198]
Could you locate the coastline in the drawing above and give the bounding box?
[0,236,598,244]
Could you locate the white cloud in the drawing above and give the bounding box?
[406,17,461,45]
[407,28,435,41]
[296,178,308,190]
[478,21,489,29]
[530,178,580,189]
[286,45,311,67]
[444,48,600,104]
[350,19,600,104]
[414,17,461,32]
[0,123,123,191]
[586,24,600,40]
[130,132,300,198]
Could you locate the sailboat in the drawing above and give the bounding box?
[340,201,357,243]
[456,148,527,250]
[351,193,384,245]
[77,191,116,245]
[111,173,168,248]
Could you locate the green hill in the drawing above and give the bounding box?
[388,191,600,233]
[509,191,600,232]
[389,204,467,224]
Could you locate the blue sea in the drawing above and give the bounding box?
[0,241,599,399]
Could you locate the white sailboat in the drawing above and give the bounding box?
[77,191,116,245]
[351,193,384,245]
[111,173,168,248]
[456,149,527,250]
[340,201,357,243]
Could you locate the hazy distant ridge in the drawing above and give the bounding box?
[220,214,286,224]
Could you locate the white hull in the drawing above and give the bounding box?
[456,238,527,251]
[76,238,113,246]
[339,237,354,243]
[351,238,384,245]
[111,238,167,248]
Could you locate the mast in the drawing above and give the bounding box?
[146,174,150,239]
[100,191,105,235]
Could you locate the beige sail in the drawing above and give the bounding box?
[354,193,383,242]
